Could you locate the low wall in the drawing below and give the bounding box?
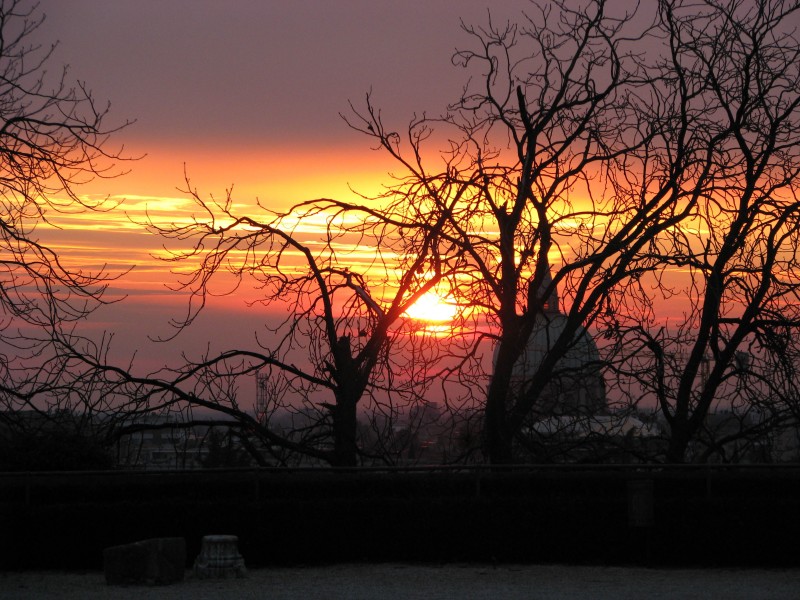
[1,466,798,570]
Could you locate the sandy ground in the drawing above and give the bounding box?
[2,564,800,600]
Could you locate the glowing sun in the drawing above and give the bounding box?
[404,290,458,323]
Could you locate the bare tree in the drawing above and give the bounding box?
[607,0,800,462]
[76,178,463,467]
[0,0,130,430]
[347,0,800,465]
[346,0,691,464]
[64,0,800,469]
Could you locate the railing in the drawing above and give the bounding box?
[3,462,800,508]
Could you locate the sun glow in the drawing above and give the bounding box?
[404,290,458,323]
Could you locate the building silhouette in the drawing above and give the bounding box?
[507,269,606,418]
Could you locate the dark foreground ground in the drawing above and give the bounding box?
[2,564,800,600]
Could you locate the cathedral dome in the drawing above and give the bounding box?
[506,271,606,416]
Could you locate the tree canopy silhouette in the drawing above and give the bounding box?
[69,0,800,466]
[0,0,130,433]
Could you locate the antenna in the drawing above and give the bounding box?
[256,371,269,424]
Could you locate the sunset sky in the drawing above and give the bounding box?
[32,1,539,369]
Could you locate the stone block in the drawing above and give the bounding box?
[194,534,246,579]
[103,537,186,586]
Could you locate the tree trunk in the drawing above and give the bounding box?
[330,395,358,467]
[666,421,690,464]
[484,375,514,465]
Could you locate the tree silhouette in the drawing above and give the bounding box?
[69,0,800,467]
[607,0,800,462]
[348,0,673,464]
[77,178,461,467]
[350,0,800,464]
[0,0,130,432]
